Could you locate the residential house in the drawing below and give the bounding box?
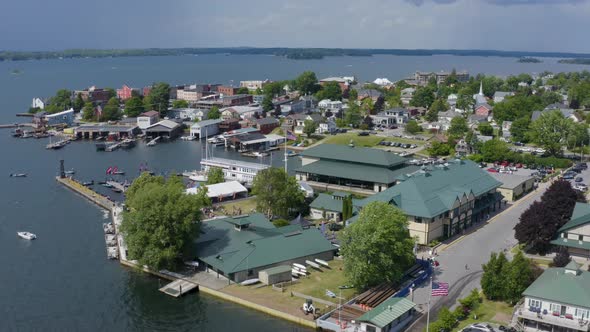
[116,85,140,101]
[278,100,306,115]
[317,119,336,134]
[31,97,46,110]
[455,139,473,156]
[469,114,490,127]
[438,110,462,131]
[493,91,514,103]
[190,213,336,283]
[513,261,590,332]
[447,93,458,106]
[296,144,421,193]
[401,88,416,106]
[551,202,590,259]
[239,80,270,91]
[356,89,383,102]
[252,95,265,104]
[190,119,223,139]
[255,117,279,134]
[502,121,513,138]
[221,105,261,120]
[351,160,502,244]
[288,113,323,134]
[318,99,343,112]
[137,111,160,130]
[371,108,409,127]
[533,103,580,122]
[167,108,209,121]
[319,77,355,91]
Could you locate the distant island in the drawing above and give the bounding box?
[517,57,542,63]
[558,58,590,65]
[3,47,590,61]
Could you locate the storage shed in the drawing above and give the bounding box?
[258,265,292,285]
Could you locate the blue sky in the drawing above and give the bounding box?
[1,0,589,52]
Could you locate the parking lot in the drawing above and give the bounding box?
[560,162,589,192]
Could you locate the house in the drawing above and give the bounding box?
[217,85,239,96]
[190,119,223,139]
[288,113,323,134]
[239,80,270,91]
[401,88,415,106]
[551,202,590,259]
[167,108,209,121]
[319,76,355,91]
[490,173,535,202]
[438,110,461,123]
[252,95,265,104]
[455,139,473,156]
[31,97,46,110]
[447,93,458,106]
[493,91,514,103]
[317,119,336,134]
[474,103,493,117]
[255,117,279,134]
[356,89,383,102]
[221,105,261,120]
[351,160,503,244]
[512,261,590,332]
[190,213,336,283]
[137,111,160,130]
[278,100,307,115]
[144,119,182,139]
[318,99,343,111]
[357,297,417,332]
[371,108,409,127]
[296,144,420,193]
[518,81,529,88]
[116,85,140,101]
[218,118,241,132]
[310,192,360,221]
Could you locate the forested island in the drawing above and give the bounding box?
[558,58,590,65]
[517,57,542,63]
[3,47,590,61]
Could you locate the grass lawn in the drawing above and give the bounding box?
[286,259,357,303]
[452,299,514,332]
[321,133,427,148]
[214,197,257,216]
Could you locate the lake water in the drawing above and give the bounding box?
[0,54,588,331]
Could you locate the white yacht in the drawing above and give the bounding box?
[17,232,37,240]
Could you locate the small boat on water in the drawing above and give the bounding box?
[64,169,75,175]
[180,136,196,141]
[21,131,33,138]
[102,183,113,188]
[17,232,36,240]
[182,170,207,182]
[9,173,27,177]
[287,151,299,157]
[112,170,125,175]
[82,180,94,186]
[111,187,123,193]
[120,138,136,149]
[11,129,23,137]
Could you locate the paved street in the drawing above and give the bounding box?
[408,180,552,332]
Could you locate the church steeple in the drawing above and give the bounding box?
[479,81,483,96]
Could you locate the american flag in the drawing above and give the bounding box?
[431,282,449,296]
[286,130,297,141]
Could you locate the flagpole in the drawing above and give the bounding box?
[426,276,432,332]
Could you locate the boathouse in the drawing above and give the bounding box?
[190,119,223,139]
[74,124,141,139]
[191,214,336,283]
[144,120,182,139]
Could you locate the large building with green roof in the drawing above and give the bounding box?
[190,213,336,282]
[351,159,503,244]
[551,202,590,259]
[295,144,420,193]
[514,261,590,332]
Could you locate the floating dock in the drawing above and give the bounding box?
[159,278,199,297]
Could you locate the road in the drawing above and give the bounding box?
[408,181,551,332]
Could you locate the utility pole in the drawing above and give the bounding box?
[426,276,433,332]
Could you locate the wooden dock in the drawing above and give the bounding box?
[106,181,127,193]
[159,278,199,297]
[56,176,115,211]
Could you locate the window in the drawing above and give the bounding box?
[579,234,584,241]
[576,308,589,319]
[528,299,541,308]
[415,217,422,223]
[550,303,561,313]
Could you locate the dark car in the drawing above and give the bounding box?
[358,132,370,136]
[576,177,584,183]
[563,173,575,180]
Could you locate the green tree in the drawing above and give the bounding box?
[262,95,274,113]
[46,89,73,114]
[344,103,362,127]
[530,110,573,156]
[481,252,509,300]
[429,307,457,332]
[206,167,225,185]
[82,102,95,121]
[456,94,474,111]
[303,119,317,138]
[144,82,170,116]
[448,116,469,137]
[504,251,535,304]
[236,87,249,95]
[208,105,221,120]
[427,141,453,157]
[348,89,358,102]
[316,81,342,101]
[263,81,284,97]
[426,99,448,122]
[294,71,319,95]
[510,117,531,143]
[120,173,210,270]
[478,122,494,136]
[172,99,189,108]
[410,86,435,108]
[480,139,510,162]
[251,167,305,218]
[73,93,84,112]
[405,120,422,134]
[342,195,353,221]
[566,122,590,150]
[272,219,290,228]
[339,201,415,289]
[101,97,121,121]
[124,96,144,117]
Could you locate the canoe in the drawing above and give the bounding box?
[305,260,321,269]
[315,258,329,267]
[240,278,260,286]
[293,263,306,270]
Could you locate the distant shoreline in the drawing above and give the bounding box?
[3,47,590,61]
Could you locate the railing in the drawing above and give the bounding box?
[516,305,590,331]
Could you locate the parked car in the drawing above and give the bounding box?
[462,323,495,332]
[576,177,584,183]
[487,168,499,173]
[358,131,369,136]
[563,174,575,180]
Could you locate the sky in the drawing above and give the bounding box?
[1,0,590,53]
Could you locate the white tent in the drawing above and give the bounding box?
[186,180,248,199]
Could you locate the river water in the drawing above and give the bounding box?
[0,54,588,331]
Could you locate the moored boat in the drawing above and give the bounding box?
[9,173,27,177]
[17,231,36,240]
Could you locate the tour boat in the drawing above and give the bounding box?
[17,232,36,240]
[9,173,27,177]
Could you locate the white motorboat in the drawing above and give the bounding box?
[182,170,208,182]
[17,232,36,240]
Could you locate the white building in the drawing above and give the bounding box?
[493,91,515,103]
[137,111,160,130]
[371,108,409,127]
[200,157,270,185]
[220,105,261,120]
[239,80,270,91]
[317,120,336,134]
[190,119,223,139]
[447,93,458,106]
[318,99,343,111]
[401,88,415,106]
[31,97,45,109]
[168,108,209,121]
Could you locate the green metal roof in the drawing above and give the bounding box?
[357,297,416,328]
[522,267,590,309]
[310,193,362,213]
[355,160,502,218]
[297,160,420,185]
[260,265,292,275]
[550,237,590,250]
[301,144,407,167]
[558,202,590,232]
[226,215,253,226]
[192,213,335,274]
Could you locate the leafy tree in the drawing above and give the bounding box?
[510,117,531,143]
[552,246,571,267]
[478,122,494,136]
[493,94,543,122]
[251,167,305,218]
[46,89,73,114]
[206,167,225,185]
[456,94,474,111]
[448,116,469,137]
[405,120,422,134]
[339,201,415,289]
[236,87,249,95]
[263,81,284,97]
[208,105,220,120]
[426,99,448,122]
[410,86,435,108]
[342,195,353,221]
[482,252,509,300]
[272,219,290,228]
[566,122,590,150]
[504,251,535,304]
[428,141,453,157]
[28,107,42,114]
[348,89,358,101]
[480,139,510,162]
[316,81,342,101]
[172,99,189,108]
[294,71,319,95]
[459,289,482,312]
[386,95,402,108]
[303,119,317,138]
[73,93,85,112]
[105,87,117,100]
[344,103,362,127]
[124,96,144,117]
[262,95,274,113]
[361,98,374,115]
[120,174,210,270]
[530,110,573,156]
[101,97,121,121]
[373,96,385,114]
[144,82,170,116]
[82,102,95,121]
[429,307,457,332]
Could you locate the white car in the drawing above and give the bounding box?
[462,323,495,332]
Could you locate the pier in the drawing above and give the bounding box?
[159,276,199,297]
[106,180,127,193]
[56,176,115,211]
